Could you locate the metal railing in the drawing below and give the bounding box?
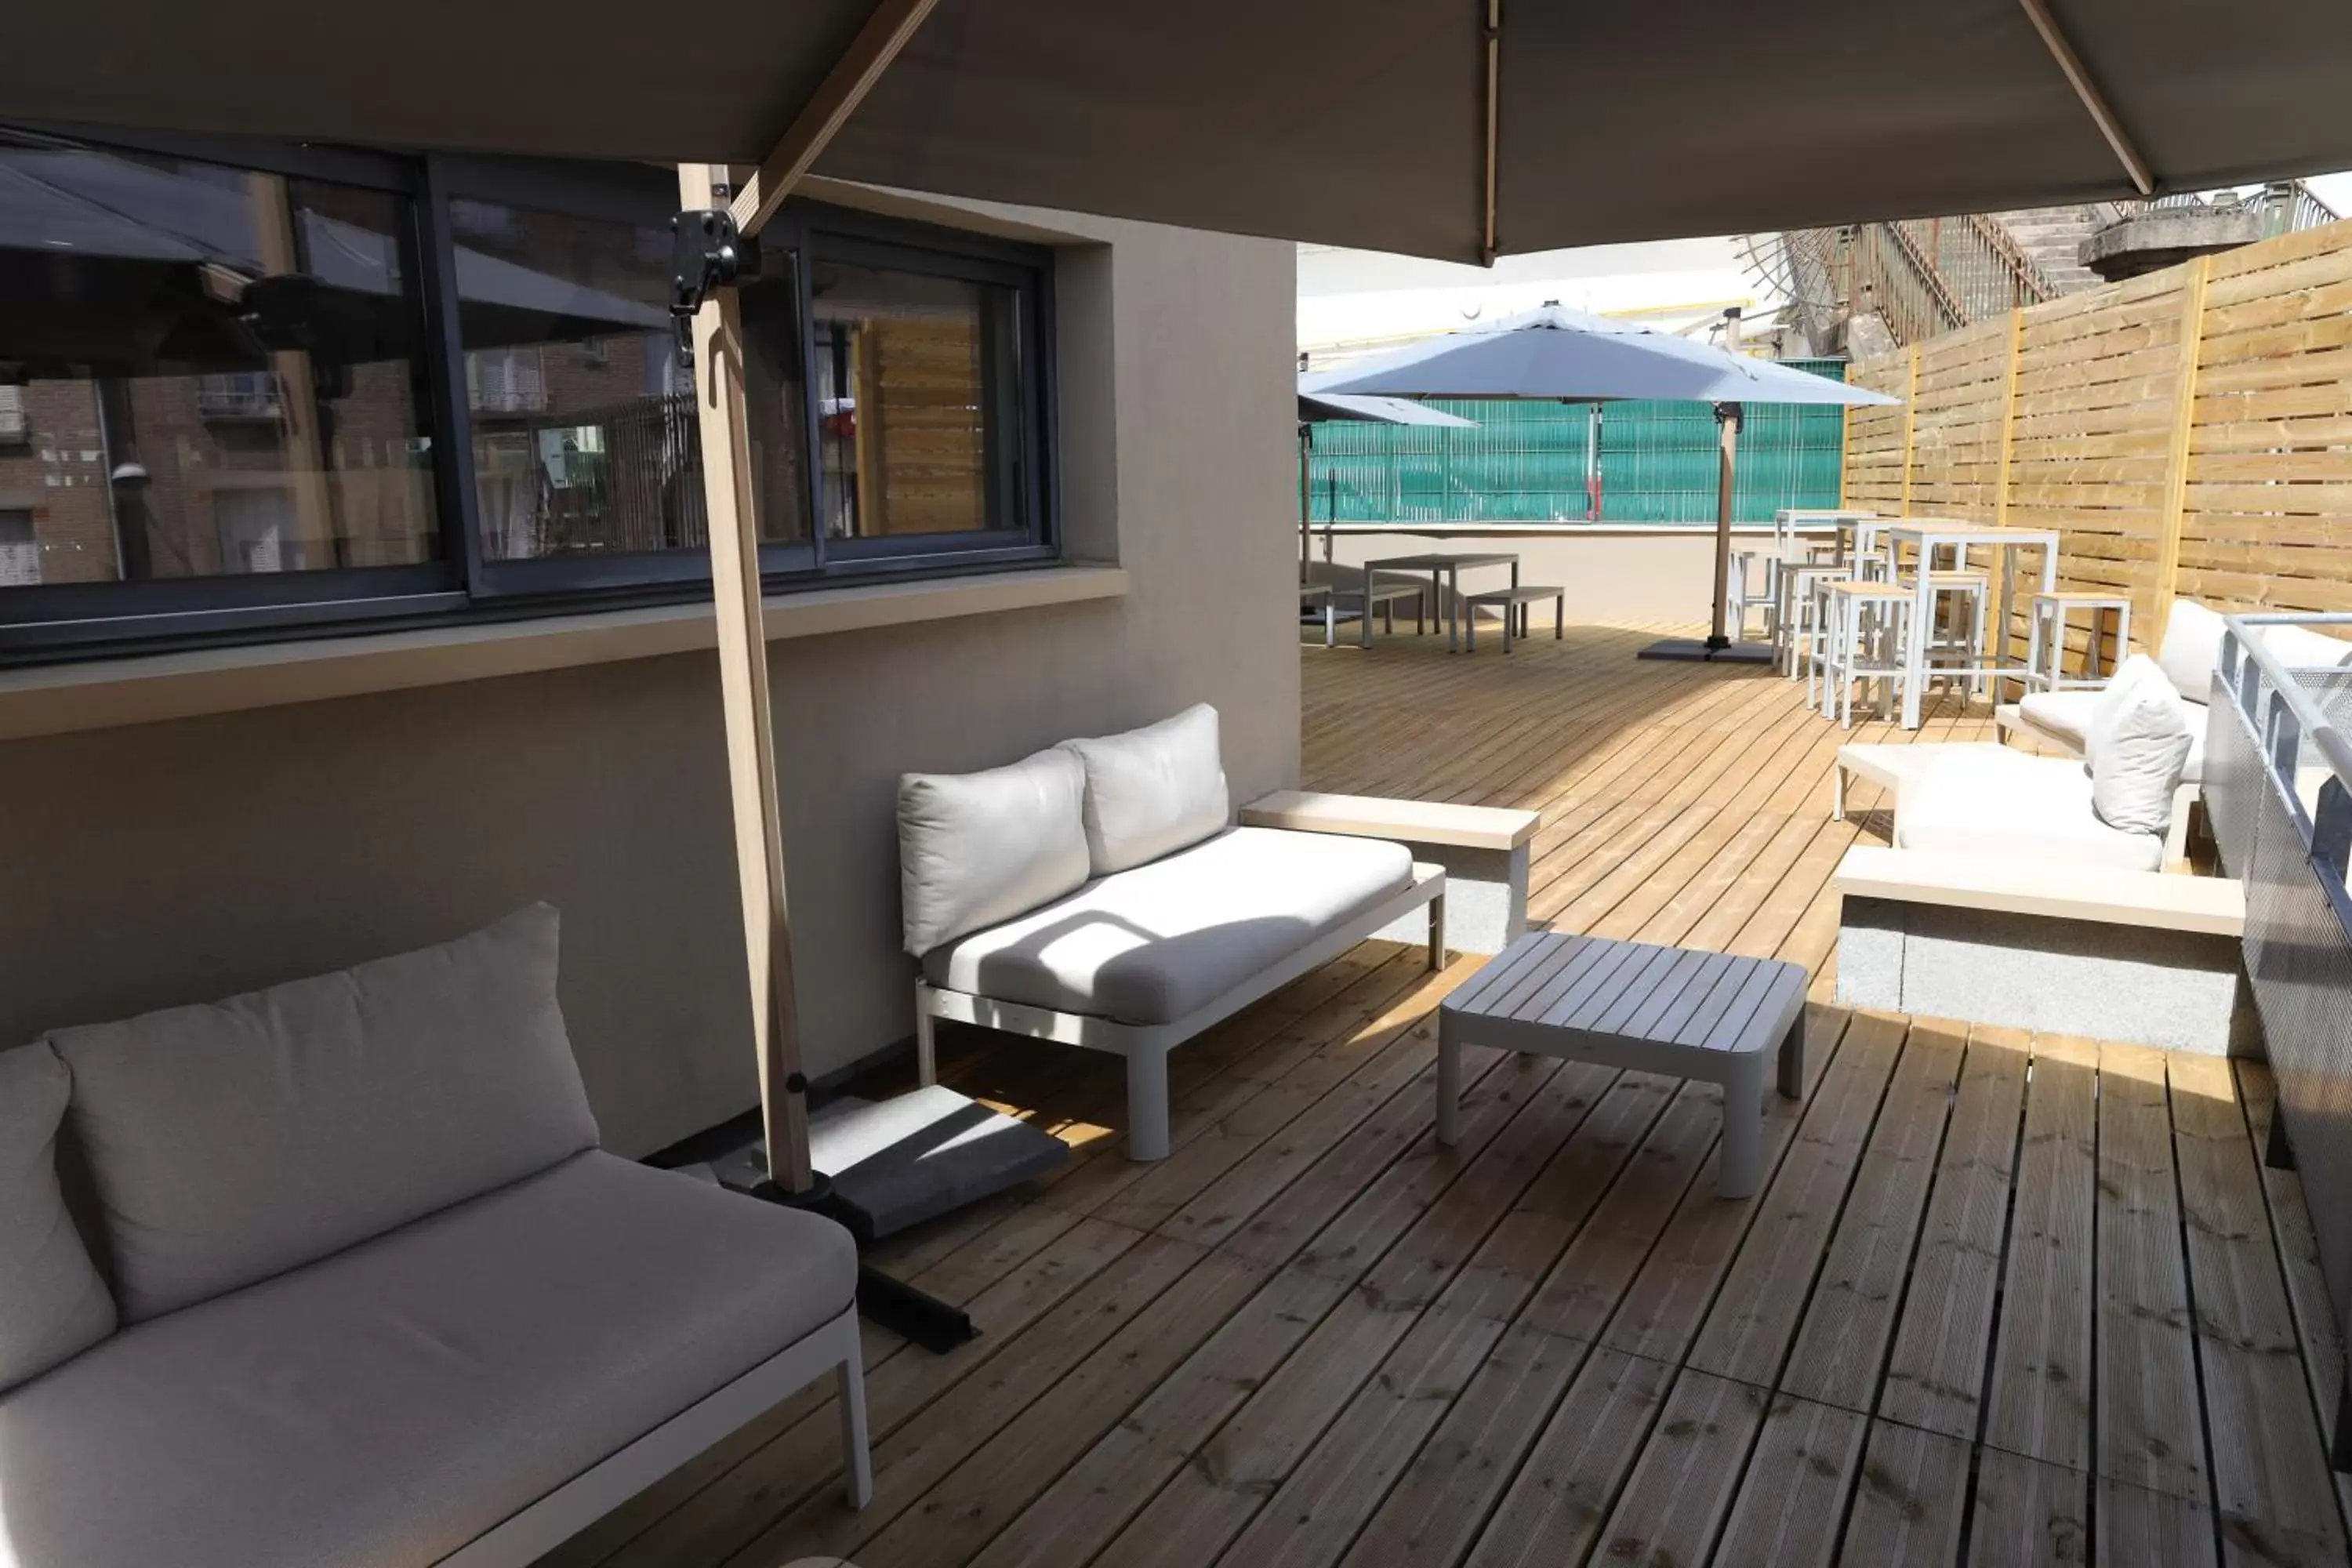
[2207,612,2352,1461]
[2098,181,2342,241]
[1766,216,2063,349]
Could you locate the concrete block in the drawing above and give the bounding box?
[1835,895,2260,1055]
[1370,840,1527,953]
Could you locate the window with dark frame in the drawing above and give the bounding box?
[0,128,1058,661]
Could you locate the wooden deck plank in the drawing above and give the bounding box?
[1082,1061,1620,1568]
[583,630,2352,1568]
[1331,1323,1592,1568]
[1878,1024,2032,1439]
[1842,1421,1972,1567]
[1679,1009,1909,1384]
[1713,1391,1871,1568]
[2169,1051,2348,1556]
[2096,1040,2213,1506]
[1780,1016,1969,1412]
[1984,1034,2100,1475]
[1588,1366,1771,1568]
[1460,1345,1676,1568]
[1967,1446,2089,1568]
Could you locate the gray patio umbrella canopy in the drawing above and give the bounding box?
[1306,306,1898,657]
[8,0,2352,262]
[1296,390,1475,577]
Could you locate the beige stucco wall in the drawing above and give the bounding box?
[1317,525,1740,627]
[0,201,1298,1158]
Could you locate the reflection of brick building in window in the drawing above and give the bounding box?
[459,200,706,561]
[0,380,116,586]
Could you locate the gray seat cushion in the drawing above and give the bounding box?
[0,1151,856,1568]
[923,826,1414,1025]
[50,904,600,1321]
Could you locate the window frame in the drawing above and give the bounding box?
[0,125,466,648]
[788,208,1060,581]
[0,127,1062,662]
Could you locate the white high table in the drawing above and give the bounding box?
[1358,551,1519,651]
[1881,521,2060,729]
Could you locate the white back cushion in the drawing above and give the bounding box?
[898,746,1091,956]
[2085,655,2193,837]
[2157,600,2228,704]
[2256,622,2352,670]
[51,905,599,1322]
[0,1043,115,1391]
[1060,704,1232,875]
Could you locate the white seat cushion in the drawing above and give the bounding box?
[2018,686,2209,783]
[1896,748,2165,873]
[0,1151,855,1568]
[923,826,1414,1025]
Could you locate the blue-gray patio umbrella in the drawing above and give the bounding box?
[1305,305,1899,658]
[1296,389,1474,575]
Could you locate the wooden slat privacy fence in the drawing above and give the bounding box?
[1843,217,2352,665]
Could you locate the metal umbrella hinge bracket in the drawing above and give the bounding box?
[670,207,760,369]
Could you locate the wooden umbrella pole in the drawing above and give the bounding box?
[1709,401,1741,650]
[684,0,943,1197]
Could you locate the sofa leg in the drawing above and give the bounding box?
[837,1343,873,1509]
[1126,1047,1172,1161]
[1428,893,1448,971]
[913,985,938,1087]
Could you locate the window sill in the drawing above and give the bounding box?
[0,564,1127,742]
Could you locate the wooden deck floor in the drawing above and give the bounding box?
[565,623,2352,1568]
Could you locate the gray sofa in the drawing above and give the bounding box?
[0,905,866,1568]
[901,704,1446,1160]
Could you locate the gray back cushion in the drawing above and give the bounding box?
[899,747,1091,956]
[1060,704,1231,875]
[0,1043,116,1390]
[51,904,599,1322]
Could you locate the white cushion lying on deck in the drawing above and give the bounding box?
[2017,688,2209,783]
[923,826,1414,1025]
[0,1151,856,1568]
[1896,747,2165,873]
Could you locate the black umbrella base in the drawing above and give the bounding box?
[1637,637,1777,665]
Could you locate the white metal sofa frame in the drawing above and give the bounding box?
[911,865,1446,1160]
[442,1307,869,1567]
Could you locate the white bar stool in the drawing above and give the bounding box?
[2027,590,2132,691]
[1821,579,1915,728]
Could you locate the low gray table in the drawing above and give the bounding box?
[1437,932,1807,1197]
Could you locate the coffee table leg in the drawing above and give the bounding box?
[1779,1009,1806,1099]
[1436,1018,1461,1145]
[1719,1053,1763,1199]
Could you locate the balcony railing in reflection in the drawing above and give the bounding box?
[477,392,706,560]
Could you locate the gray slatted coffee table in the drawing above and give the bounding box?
[1437,932,1807,1198]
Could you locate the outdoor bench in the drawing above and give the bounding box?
[905,705,1445,1162]
[0,904,867,1568]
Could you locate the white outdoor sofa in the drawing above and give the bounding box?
[902,705,1445,1160]
[1833,642,2262,1051]
[1998,597,2352,768]
[0,905,866,1568]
